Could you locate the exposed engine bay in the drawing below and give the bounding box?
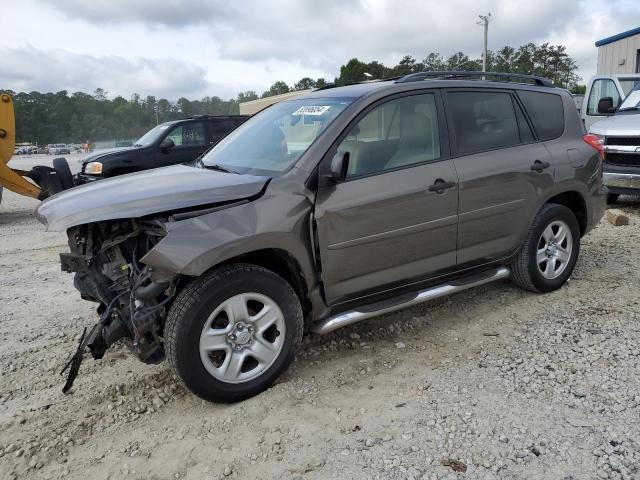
[60,218,178,390]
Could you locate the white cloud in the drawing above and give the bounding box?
[2,46,210,98]
[43,0,232,27]
[1,0,639,99]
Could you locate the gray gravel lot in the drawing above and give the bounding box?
[1,162,640,480]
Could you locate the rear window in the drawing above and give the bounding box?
[517,91,564,140]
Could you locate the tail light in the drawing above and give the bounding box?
[583,134,605,161]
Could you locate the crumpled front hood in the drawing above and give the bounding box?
[589,113,640,137]
[36,164,270,231]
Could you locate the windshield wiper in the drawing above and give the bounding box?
[203,163,237,174]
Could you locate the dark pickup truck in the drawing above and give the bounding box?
[76,115,249,184]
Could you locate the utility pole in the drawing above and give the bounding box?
[477,13,492,72]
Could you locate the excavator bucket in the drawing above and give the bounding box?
[0,93,42,198]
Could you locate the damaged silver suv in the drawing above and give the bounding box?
[37,72,606,402]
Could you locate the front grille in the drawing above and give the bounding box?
[605,153,640,166]
[606,136,640,146]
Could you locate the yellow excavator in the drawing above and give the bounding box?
[0,92,74,206]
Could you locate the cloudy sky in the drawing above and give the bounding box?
[3,0,640,100]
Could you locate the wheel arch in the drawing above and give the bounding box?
[216,248,312,318]
[544,190,588,236]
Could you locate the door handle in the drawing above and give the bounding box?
[530,160,551,172]
[428,179,456,193]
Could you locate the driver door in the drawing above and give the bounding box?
[313,91,459,305]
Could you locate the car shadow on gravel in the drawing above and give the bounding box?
[0,209,38,226]
[615,195,640,213]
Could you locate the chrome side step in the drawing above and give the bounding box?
[312,267,511,335]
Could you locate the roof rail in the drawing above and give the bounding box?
[313,75,405,92]
[395,71,554,87]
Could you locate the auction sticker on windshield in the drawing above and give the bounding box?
[292,105,331,116]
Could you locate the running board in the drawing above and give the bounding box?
[312,267,511,335]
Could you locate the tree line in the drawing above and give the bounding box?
[5,42,581,144]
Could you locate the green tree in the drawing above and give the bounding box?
[237,91,258,103]
[336,58,388,84]
[8,41,582,144]
[445,52,481,71]
[422,53,446,71]
[391,55,422,76]
[293,77,315,90]
[261,81,290,98]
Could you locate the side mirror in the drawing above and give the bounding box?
[597,97,614,115]
[160,137,175,152]
[328,151,349,183]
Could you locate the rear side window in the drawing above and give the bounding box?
[208,119,240,144]
[518,91,564,140]
[447,91,520,155]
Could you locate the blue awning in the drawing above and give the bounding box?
[595,26,640,47]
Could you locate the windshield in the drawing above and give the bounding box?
[619,83,640,111]
[619,79,640,96]
[134,123,173,146]
[202,97,354,175]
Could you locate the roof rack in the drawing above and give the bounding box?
[313,76,404,92]
[395,71,554,87]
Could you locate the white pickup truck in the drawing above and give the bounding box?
[582,74,640,130]
[584,75,640,203]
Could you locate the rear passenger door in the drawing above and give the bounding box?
[314,91,459,304]
[444,89,555,265]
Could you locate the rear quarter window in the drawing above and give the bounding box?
[517,91,564,141]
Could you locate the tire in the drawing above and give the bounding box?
[511,203,580,293]
[607,193,619,205]
[165,263,303,402]
[53,158,74,190]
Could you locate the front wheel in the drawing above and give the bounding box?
[511,203,580,293]
[165,263,303,402]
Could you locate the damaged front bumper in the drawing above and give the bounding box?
[59,219,177,392]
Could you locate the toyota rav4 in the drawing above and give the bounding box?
[36,72,606,402]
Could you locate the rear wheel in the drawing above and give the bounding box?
[53,158,74,190]
[511,203,580,293]
[165,263,303,402]
[607,193,620,205]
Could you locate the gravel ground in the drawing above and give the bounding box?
[1,161,640,480]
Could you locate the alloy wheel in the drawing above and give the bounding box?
[199,293,286,383]
[536,220,573,280]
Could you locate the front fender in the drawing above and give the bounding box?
[141,193,317,286]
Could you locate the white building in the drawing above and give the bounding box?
[596,26,640,75]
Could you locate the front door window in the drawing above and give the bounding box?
[166,122,206,147]
[587,79,621,115]
[337,93,441,178]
